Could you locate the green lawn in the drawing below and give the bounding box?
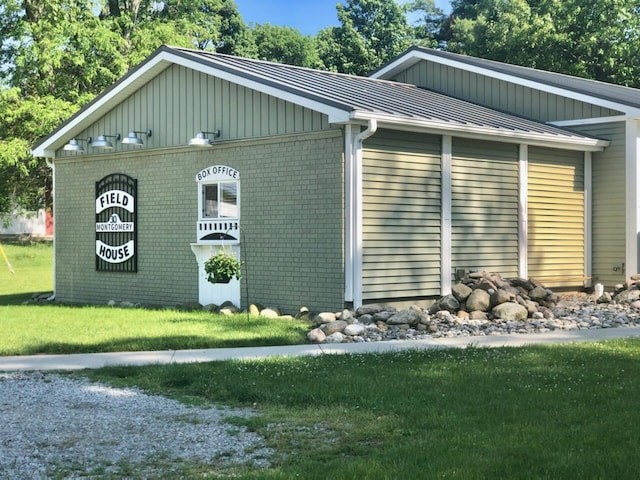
[0,240,53,303]
[0,240,309,355]
[83,338,640,479]
[4,241,640,478]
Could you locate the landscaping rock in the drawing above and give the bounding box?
[387,307,421,326]
[356,304,384,316]
[452,283,472,302]
[307,328,326,344]
[260,308,281,318]
[324,332,345,344]
[492,303,528,321]
[313,312,336,326]
[321,320,348,335]
[344,323,366,336]
[466,289,491,312]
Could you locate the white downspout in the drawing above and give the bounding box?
[352,119,378,308]
[45,157,56,300]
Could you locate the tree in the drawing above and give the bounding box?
[317,0,412,75]
[0,0,250,218]
[405,0,448,48]
[442,0,640,87]
[0,89,77,222]
[250,24,321,68]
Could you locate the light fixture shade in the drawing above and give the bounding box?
[189,130,220,147]
[121,130,151,146]
[121,132,144,145]
[62,137,92,153]
[189,132,212,147]
[91,134,121,150]
[63,139,84,152]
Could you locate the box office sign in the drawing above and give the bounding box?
[95,173,137,272]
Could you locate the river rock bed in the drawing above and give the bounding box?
[307,272,640,344]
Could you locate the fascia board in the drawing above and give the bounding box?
[373,50,639,116]
[351,112,609,151]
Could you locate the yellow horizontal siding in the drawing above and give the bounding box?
[527,147,584,287]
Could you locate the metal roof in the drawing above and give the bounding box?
[32,45,608,157]
[374,46,640,111]
[172,46,604,145]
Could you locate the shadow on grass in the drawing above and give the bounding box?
[15,333,307,356]
[0,292,48,305]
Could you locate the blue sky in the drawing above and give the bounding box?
[234,0,452,36]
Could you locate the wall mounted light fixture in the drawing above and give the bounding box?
[91,134,121,150]
[189,130,221,147]
[121,129,152,146]
[63,137,92,153]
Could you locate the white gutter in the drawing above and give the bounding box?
[350,112,609,151]
[350,119,378,308]
[45,158,56,300]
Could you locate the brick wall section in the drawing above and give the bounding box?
[54,130,345,312]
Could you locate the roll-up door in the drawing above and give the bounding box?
[528,147,584,287]
[452,139,519,277]
[362,130,442,300]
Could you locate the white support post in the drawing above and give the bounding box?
[344,124,355,303]
[584,151,592,286]
[626,119,640,278]
[518,144,528,279]
[441,135,452,295]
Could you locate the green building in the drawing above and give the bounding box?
[33,46,640,313]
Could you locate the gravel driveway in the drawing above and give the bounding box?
[0,372,271,478]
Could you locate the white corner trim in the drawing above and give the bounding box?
[584,151,592,286]
[626,119,640,278]
[441,135,452,295]
[518,144,528,279]
[344,124,356,303]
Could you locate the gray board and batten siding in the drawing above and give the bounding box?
[362,129,442,301]
[389,59,621,124]
[57,63,332,158]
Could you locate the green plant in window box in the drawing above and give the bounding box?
[204,250,243,284]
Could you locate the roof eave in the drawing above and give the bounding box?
[31,46,353,158]
[372,48,640,116]
[31,46,177,158]
[351,112,609,152]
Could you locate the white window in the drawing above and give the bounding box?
[203,181,238,219]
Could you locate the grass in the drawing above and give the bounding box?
[0,239,53,303]
[4,242,640,477]
[0,240,309,355]
[81,338,640,479]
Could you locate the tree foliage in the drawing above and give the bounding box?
[250,24,321,68]
[3,0,640,219]
[443,0,640,87]
[0,0,251,217]
[317,0,412,75]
